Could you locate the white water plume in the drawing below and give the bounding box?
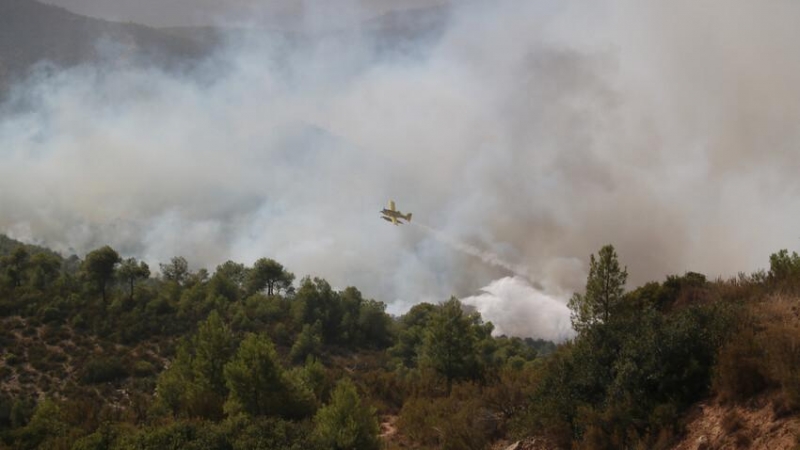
[412,222,535,283]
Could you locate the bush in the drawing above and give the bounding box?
[80,357,128,384]
[759,305,800,410]
[714,296,800,410]
[289,323,322,364]
[114,420,227,450]
[313,378,381,450]
[721,410,744,434]
[5,353,21,366]
[223,414,317,450]
[713,329,767,403]
[132,360,156,378]
[398,383,493,450]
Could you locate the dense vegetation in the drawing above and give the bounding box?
[0,234,799,449]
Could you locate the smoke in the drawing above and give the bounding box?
[3,1,800,340]
[462,276,574,342]
[41,0,448,28]
[412,222,535,284]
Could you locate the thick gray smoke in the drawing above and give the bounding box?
[41,0,447,28]
[3,1,800,341]
[413,222,535,283]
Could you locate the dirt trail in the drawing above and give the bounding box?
[380,415,398,439]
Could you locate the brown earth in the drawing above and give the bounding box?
[672,394,800,450]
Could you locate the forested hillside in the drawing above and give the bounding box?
[0,235,799,449]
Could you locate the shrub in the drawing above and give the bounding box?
[313,378,380,450]
[224,414,317,450]
[80,357,128,384]
[114,419,227,450]
[712,329,767,403]
[758,303,800,410]
[398,383,493,450]
[132,360,156,378]
[721,410,744,434]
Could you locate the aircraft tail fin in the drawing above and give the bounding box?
[406,213,412,222]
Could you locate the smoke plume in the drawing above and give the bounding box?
[412,222,535,283]
[3,0,800,340]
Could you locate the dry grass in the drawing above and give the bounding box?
[721,410,744,434]
[713,293,800,410]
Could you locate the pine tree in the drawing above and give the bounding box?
[423,298,479,393]
[224,333,314,419]
[568,244,628,334]
[313,378,380,450]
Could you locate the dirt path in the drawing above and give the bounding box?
[380,415,398,439]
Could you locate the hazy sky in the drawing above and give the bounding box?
[41,0,449,28]
[3,0,800,341]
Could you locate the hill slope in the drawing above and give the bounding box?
[0,0,211,91]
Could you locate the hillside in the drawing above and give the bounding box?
[0,0,450,97]
[0,0,214,94]
[2,235,800,449]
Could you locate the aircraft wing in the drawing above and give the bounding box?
[380,200,409,225]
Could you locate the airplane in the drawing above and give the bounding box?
[380,200,412,225]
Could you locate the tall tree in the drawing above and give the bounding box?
[422,298,480,393]
[28,252,62,290]
[568,244,628,334]
[160,256,190,285]
[1,247,29,288]
[292,277,341,342]
[82,246,121,304]
[390,302,437,368]
[118,258,150,301]
[769,249,800,280]
[246,258,294,296]
[224,333,313,419]
[155,312,235,419]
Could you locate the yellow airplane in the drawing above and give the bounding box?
[380,200,412,225]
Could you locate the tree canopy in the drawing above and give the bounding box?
[568,244,628,334]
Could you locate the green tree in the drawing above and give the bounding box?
[192,311,235,398]
[1,247,29,288]
[313,378,380,450]
[769,249,800,280]
[246,258,294,296]
[568,244,628,334]
[209,260,248,302]
[27,252,62,291]
[160,256,190,285]
[215,260,248,288]
[292,277,341,343]
[390,302,437,368]
[357,298,393,349]
[290,322,323,364]
[224,333,314,419]
[422,298,480,393]
[82,246,121,304]
[118,258,150,301]
[13,398,68,450]
[156,311,234,419]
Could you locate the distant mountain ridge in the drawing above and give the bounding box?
[0,0,214,93]
[0,0,450,97]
